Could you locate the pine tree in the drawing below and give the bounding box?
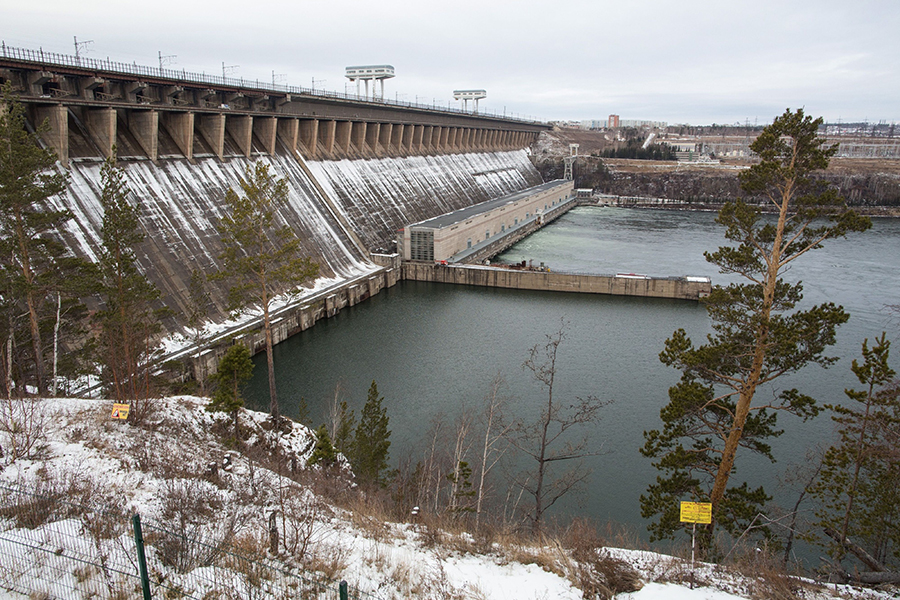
[309,424,338,467]
[331,399,356,455]
[96,154,164,407]
[446,460,476,515]
[351,380,391,487]
[213,161,319,422]
[641,109,872,556]
[295,396,312,428]
[812,333,900,568]
[207,343,254,435]
[0,83,84,395]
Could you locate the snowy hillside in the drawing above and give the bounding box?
[0,397,893,600]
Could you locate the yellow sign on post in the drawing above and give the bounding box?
[110,403,130,420]
[680,501,712,524]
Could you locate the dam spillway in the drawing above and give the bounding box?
[51,147,542,333]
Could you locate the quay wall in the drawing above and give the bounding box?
[402,263,711,301]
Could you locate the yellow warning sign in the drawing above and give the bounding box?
[680,501,712,524]
[110,403,130,420]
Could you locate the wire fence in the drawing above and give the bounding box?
[0,42,540,124]
[0,482,367,599]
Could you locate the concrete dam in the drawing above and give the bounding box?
[1,46,549,366]
[2,46,709,377]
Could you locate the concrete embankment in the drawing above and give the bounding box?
[184,254,402,377]
[403,262,711,301]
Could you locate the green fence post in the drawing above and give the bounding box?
[339,580,348,600]
[132,514,152,600]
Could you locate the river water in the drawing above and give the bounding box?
[247,206,899,544]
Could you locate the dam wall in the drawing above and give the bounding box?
[48,140,542,339]
[307,150,542,251]
[181,254,403,378]
[56,149,374,331]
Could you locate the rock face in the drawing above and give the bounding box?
[52,149,541,331]
[595,169,900,207]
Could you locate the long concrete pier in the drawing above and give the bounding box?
[403,262,711,301]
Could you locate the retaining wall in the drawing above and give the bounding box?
[402,263,710,301]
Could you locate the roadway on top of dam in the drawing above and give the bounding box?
[2,45,546,164]
[0,44,549,131]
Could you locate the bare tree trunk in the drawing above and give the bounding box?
[708,171,791,526]
[423,414,446,513]
[5,332,12,400]
[327,381,346,440]
[448,412,472,512]
[16,210,46,397]
[824,526,886,572]
[838,380,878,560]
[783,457,824,568]
[476,374,509,529]
[52,292,60,397]
[25,291,44,396]
[262,292,279,422]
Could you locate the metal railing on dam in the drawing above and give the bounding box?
[403,262,712,301]
[0,43,541,124]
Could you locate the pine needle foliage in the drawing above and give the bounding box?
[309,424,338,467]
[351,380,391,487]
[640,109,872,556]
[213,161,319,422]
[0,83,74,395]
[96,154,163,405]
[207,343,254,435]
[812,333,900,568]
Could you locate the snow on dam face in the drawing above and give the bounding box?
[51,148,541,332]
[307,150,542,251]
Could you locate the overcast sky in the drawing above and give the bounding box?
[4,0,898,125]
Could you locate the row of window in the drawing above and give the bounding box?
[409,230,434,261]
[466,195,567,248]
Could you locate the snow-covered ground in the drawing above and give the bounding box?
[0,397,893,600]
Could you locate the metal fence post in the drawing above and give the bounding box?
[132,514,152,600]
[339,580,348,600]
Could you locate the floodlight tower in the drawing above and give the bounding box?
[345,65,395,99]
[564,144,579,180]
[453,89,487,113]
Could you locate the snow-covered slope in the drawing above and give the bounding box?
[0,397,892,600]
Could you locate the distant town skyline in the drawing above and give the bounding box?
[3,0,898,126]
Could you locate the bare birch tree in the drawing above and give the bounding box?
[509,323,612,535]
[476,373,512,528]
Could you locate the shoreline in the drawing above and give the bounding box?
[595,199,900,218]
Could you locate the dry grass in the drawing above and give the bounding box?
[561,519,644,600]
[724,544,826,600]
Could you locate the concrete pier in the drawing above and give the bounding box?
[403,263,711,301]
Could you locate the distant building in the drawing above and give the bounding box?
[578,116,668,130]
[580,119,607,130]
[620,119,667,129]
